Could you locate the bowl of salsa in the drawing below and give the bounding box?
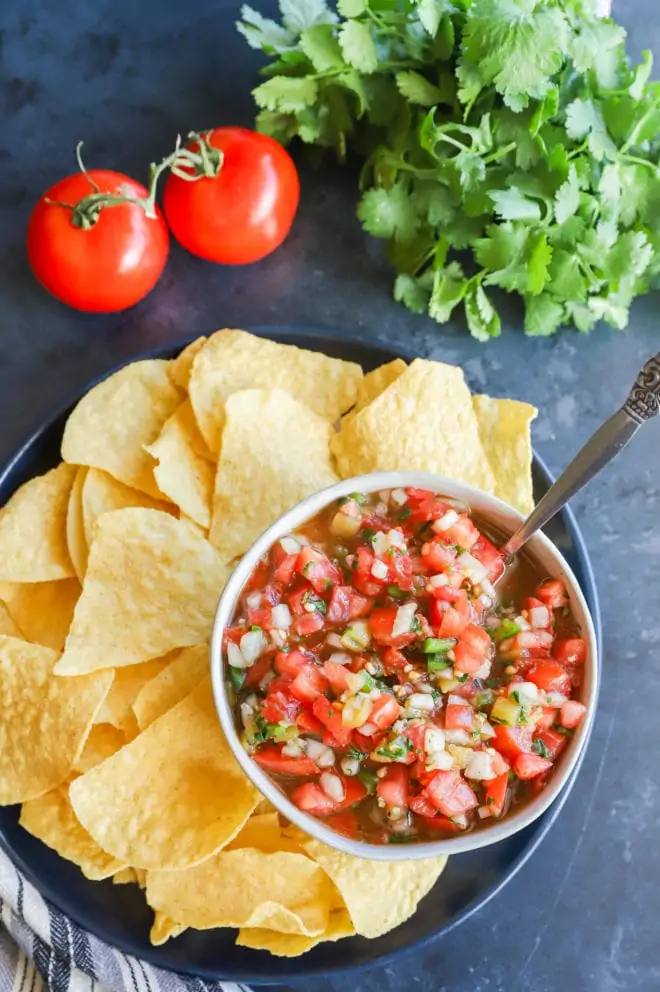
[210,472,598,859]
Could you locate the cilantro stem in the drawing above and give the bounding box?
[483,142,517,164]
[620,107,655,154]
[619,153,660,174]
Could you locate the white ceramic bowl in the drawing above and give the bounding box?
[211,472,598,861]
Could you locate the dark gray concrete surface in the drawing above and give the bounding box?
[0,1,658,989]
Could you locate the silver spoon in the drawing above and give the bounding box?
[500,352,660,564]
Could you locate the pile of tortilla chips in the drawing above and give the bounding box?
[0,329,536,956]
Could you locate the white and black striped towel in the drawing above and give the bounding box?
[0,848,251,992]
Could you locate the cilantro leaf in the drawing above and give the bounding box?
[396,71,443,107]
[358,182,419,241]
[236,5,296,52]
[395,272,433,313]
[279,0,337,33]
[565,99,617,161]
[527,232,552,296]
[464,280,501,341]
[629,49,653,101]
[428,262,467,322]
[253,76,318,113]
[337,0,366,16]
[300,25,345,70]
[418,0,456,37]
[569,18,625,90]
[524,293,565,337]
[339,19,378,73]
[490,188,541,223]
[554,165,580,225]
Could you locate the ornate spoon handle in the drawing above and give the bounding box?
[500,353,660,562]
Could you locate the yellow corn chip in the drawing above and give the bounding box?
[169,336,207,392]
[96,659,170,733]
[331,359,496,494]
[150,913,187,945]
[69,678,259,870]
[0,579,80,652]
[61,360,182,498]
[56,510,229,675]
[66,467,88,580]
[73,723,126,774]
[144,401,215,529]
[20,785,125,880]
[146,848,333,935]
[113,867,138,884]
[81,468,174,548]
[132,644,208,730]
[209,389,339,561]
[473,394,537,515]
[344,358,408,424]
[189,329,363,454]
[298,835,447,939]
[227,813,283,854]
[237,908,355,957]
[0,600,23,638]
[0,636,112,804]
[0,464,77,581]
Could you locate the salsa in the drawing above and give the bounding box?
[224,487,588,845]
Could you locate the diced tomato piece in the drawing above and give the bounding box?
[322,729,346,748]
[260,682,301,724]
[423,769,478,816]
[333,775,368,811]
[243,654,272,688]
[275,649,311,678]
[444,702,474,731]
[421,539,457,573]
[535,706,558,730]
[325,809,360,839]
[312,696,353,746]
[436,605,469,638]
[352,729,385,754]
[430,584,463,603]
[353,546,382,597]
[247,606,273,629]
[377,765,410,808]
[410,794,437,818]
[295,547,342,593]
[293,611,325,638]
[348,654,369,674]
[388,552,414,591]
[443,514,480,550]
[322,659,353,694]
[381,646,408,674]
[535,578,568,609]
[369,694,402,730]
[287,586,309,617]
[223,626,245,648]
[369,606,418,648]
[296,708,325,735]
[553,638,587,666]
[272,545,298,586]
[560,699,587,729]
[419,814,467,833]
[454,640,486,675]
[507,630,552,659]
[290,664,329,704]
[406,493,451,523]
[262,583,282,606]
[449,678,477,700]
[461,623,491,655]
[483,772,508,816]
[326,585,350,625]
[470,533,505,582]
[533,727,567,759]
[514,753,553,779]
[526,660,572,695]
[492,724,533,759]
[522,596,545,612]
[291,781,336,815]
[253,745,318,777]
[490,751,509,776]
[402,722,429,761]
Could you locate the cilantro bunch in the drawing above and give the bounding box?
[237,0,660,339]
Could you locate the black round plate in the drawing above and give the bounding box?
[0,327,602,985]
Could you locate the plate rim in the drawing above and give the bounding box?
[0,325,602,984]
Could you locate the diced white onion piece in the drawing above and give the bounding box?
[294,534,310,546]
[358,721,378,737]
[228,641,248,669]
[444,729,472,746]
[480,577,496,598]
[271,604,292,629]
[427,749,455,771]
[240,629,268,664]
[538,630,554,647]
[387,528,406,550]
[240,702,254,724]
[328,651,352,666]
[474,659,492,680]
[432,509,459,533]
[326,633,343,648]
[511,681,542,706]
[246,693,259,708]
[342,693,373,727]
[407,693,435,713]
[465,751,496,781]
[436,667,455,683]
[341,756,360,776]
[259,671,276,690]
[320,771,345,803]
[530,605,550,629]
[281,741,304,758]
[447,694,468,706]
[392,601,417,637]
[457,552,487,584]
[379,490,391,503]
[303,602,317,613]
[546,691,568,707]
[270,629,287,648]
[478,806,492,819]
[371,531,388,555]
[425,727,446,753]
[429,573,449,587]
[306,740,335,767]
[391,488,408,506]
[480,720,496,739]
[514,615,531,631]
[246,591,262,610]
[451,813,469,829]
[447,744,474,768]
[340,620,371,651]
[280,536,301,555]
[371,559,389,580]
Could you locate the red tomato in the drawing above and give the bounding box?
[322,659,353,694]
[162,127,299,264]
[423,769,478,816]
[560,700,587,729]
[275,649,310,678]
[514,753,553,779]
[435,605,469,638]
[533,728,567,759]
[470,534,505,581]
[410,794,437,818]
[406,493,451,523]
[444,703,474,731]
[325,809,360,839]
[247,607,273,629]
[526,660,572,695]
[535,706,559,730]
[312,696,353,746]
[388,552,414,591]
[381,646,408,674]
[402,722,429,760]
[333,775,368,811]
[377,765,409,808]
[260,683,301,724]
[327,585,371,624]
[292,611,325,638]
[253,745,318,777]
[421,539,457,572]
[443,514,480,550]
[369,607,417,648]
[290,664,329,704]
[453,640,485,675]
[535,578,568,609]
[243,654,272,688]
[295,547,342,593]
[461,623,491,655]
[492,724,534,759]
[296,708,325,735]
[291,782,335,816]
[353,546,383,597]
[272,546,298,586]
[27,170,169,313]
[369,694,402,730]
[553,638,587,666]
[418,814,466,833]
[483,772,508,816]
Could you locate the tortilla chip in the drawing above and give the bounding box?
[0,600,23,638]
[473,394,537,515]
[132,644,208,731]
[61,360,182,498]
[237,908,355,957]
[113,867,138,884]
[331,359,496,494]
[81,469,174,548]
[0,636,112,804]
[298,835,447,939]
[189,329,363,454]
[73,723,126,774]
[209,389,338,561]
[169,336,207,392]
[56,510,229,675]
[20,785,125,880]
[0,464,77,581]
[69,678,260,870]
[66,468,89,580]
[0,579,81,652]
[96,659,170,733]
[151,913,187,945]
[344,358,408,424]
[226,813,283,854]
[144,401,215,529]
[146,848,333,935]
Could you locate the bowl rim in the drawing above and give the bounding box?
[211,469,599,861]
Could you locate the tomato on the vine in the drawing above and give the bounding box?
[162,127,300,265]
[27,170,169,313]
